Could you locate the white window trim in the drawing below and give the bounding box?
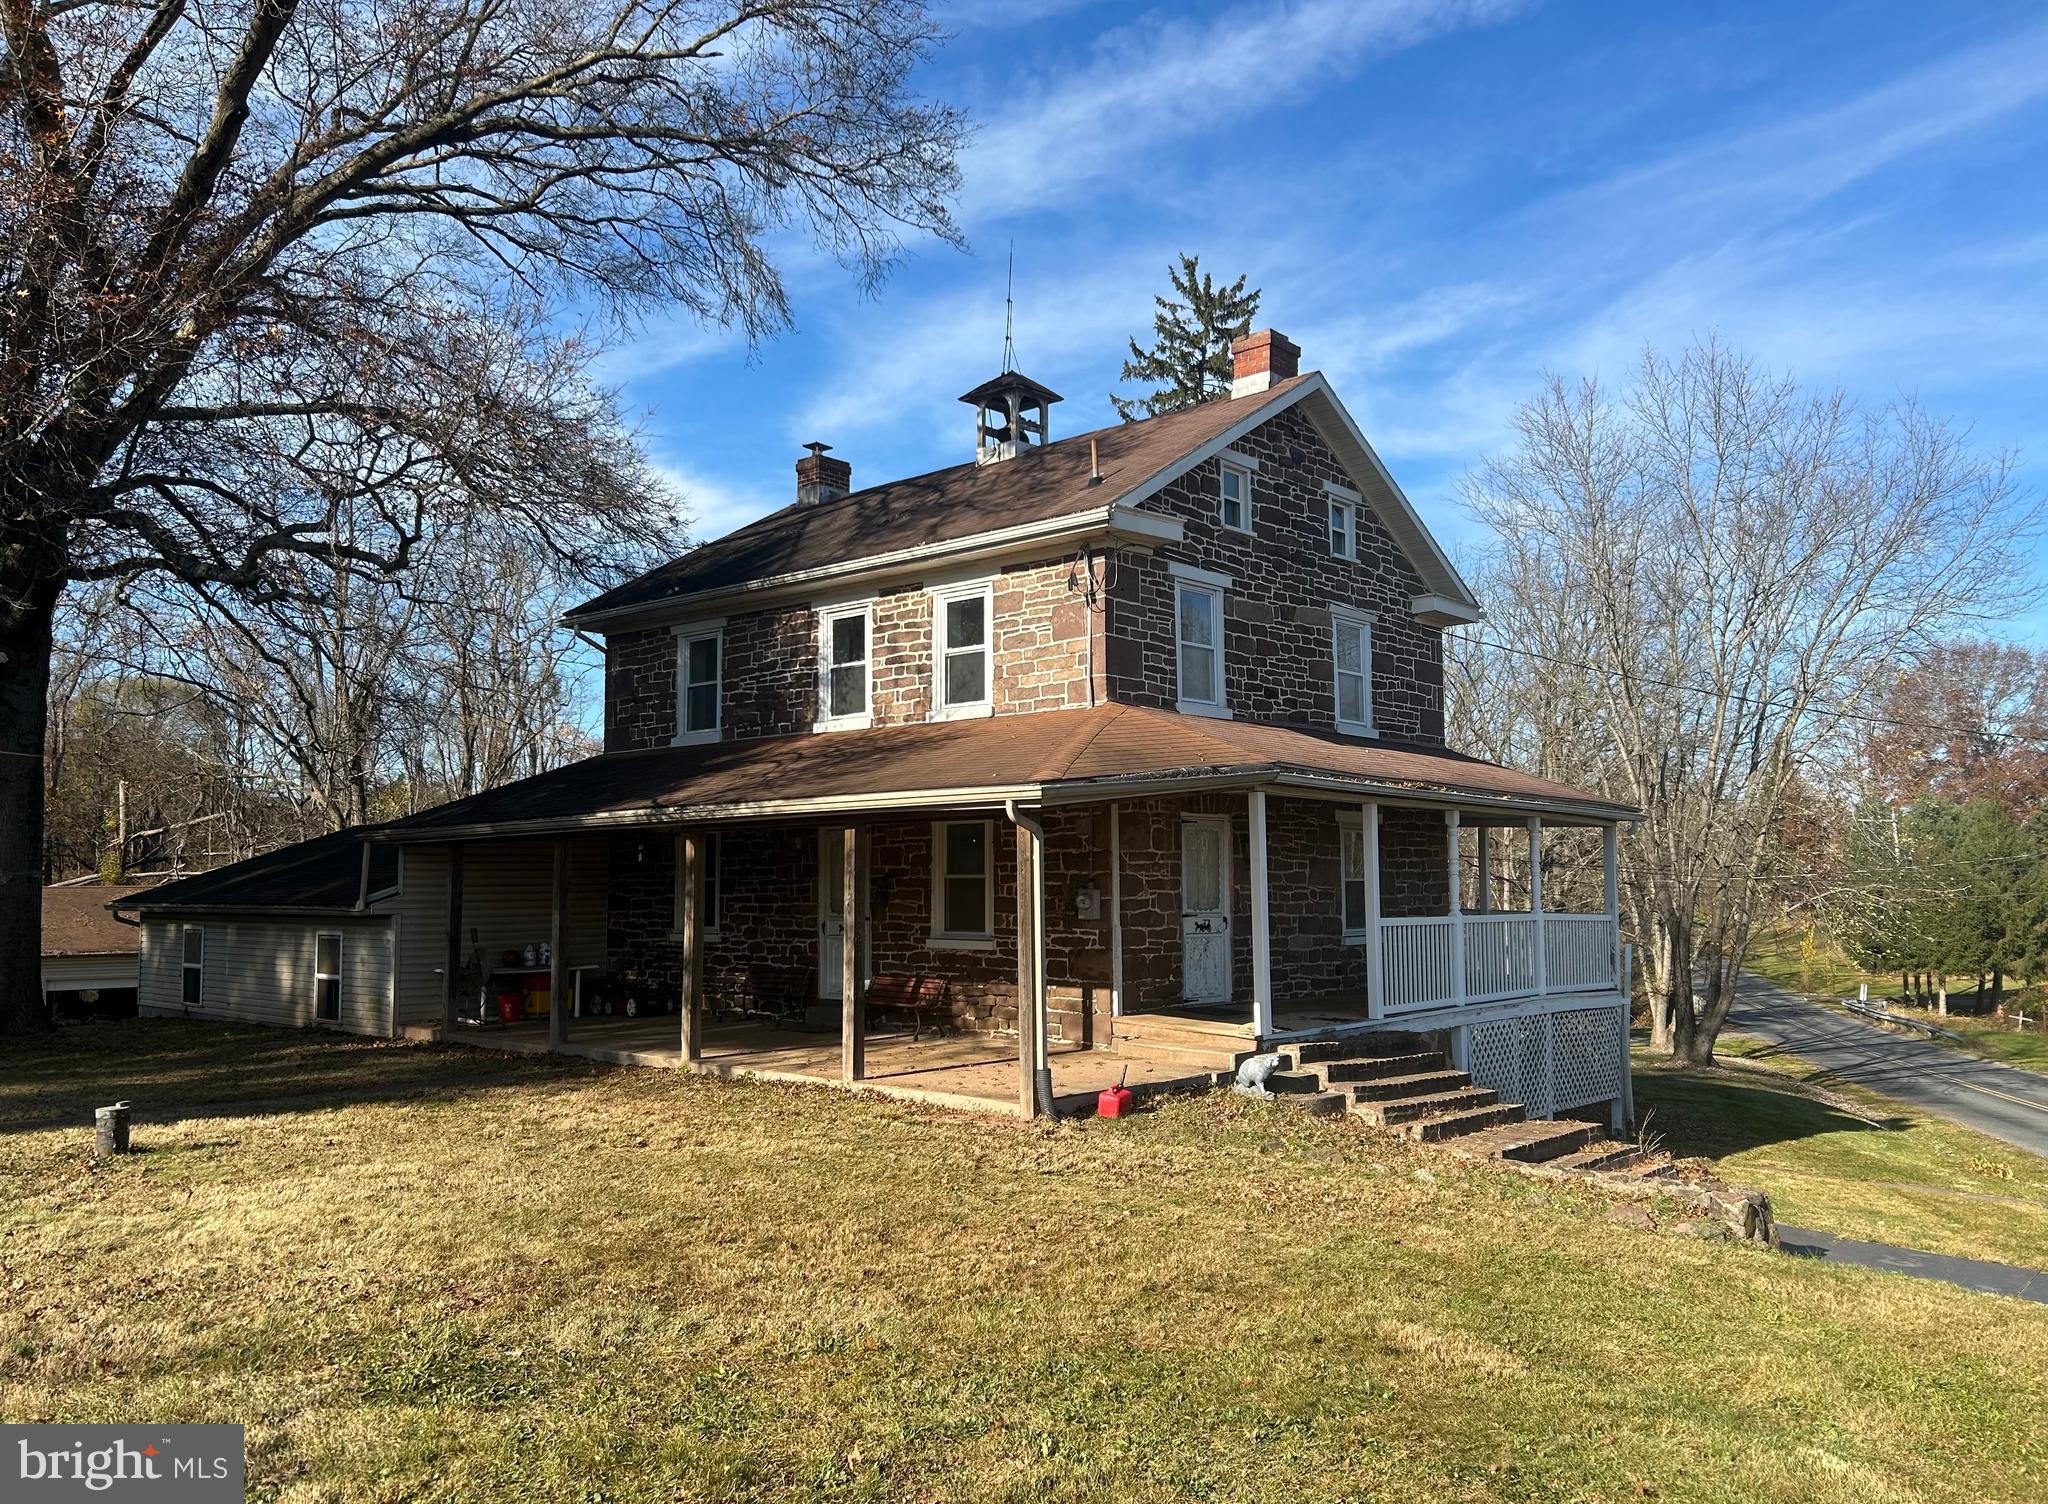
[1337,812,1371,943]
[1166,559,1234,589]
[181,925,205,1005]
[671,831,723,942]
[671,619,726,746]
[1330,602,1378,738]
[314,930,343,1020]
[928,577,996,721]
[815,600,875,732]
[929,818,996,949]
[1217,458,1253,535]
[1173,578,1230,719]
[1324,479,1361,562]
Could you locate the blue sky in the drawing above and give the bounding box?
[598,0,2048,633]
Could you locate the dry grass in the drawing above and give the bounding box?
[4,1020,2047,1503]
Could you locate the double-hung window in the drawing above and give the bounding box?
[930,580,993,718]
[673,623,723,744]
[1326,481,1361,560]
[1171,563,1230,717]
[930,819,994,947]
[1331,605,1375,736]
[675,832,723,939]
[1218,459,1252,533]
[181,926,204,1006]
[314,932,342,1022]
[817,603,873,730]
[1338,816,1370,937]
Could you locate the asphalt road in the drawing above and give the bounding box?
[1776,1225,2048,1304]
[1724,975,2048,1161]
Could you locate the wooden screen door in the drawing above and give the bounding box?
[1180,815,1231,1003]
[818,828,845,1001]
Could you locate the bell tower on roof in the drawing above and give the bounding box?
[959,370,1061,466]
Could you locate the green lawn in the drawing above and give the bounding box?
[1632,1039,2048,1266]
[4,1021,2047,1503]
[1745,927,2048,1075]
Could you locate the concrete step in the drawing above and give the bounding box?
[1114,1012,1253,1041]
[1399,1102,1525,1141]
[1356,1086,1500,1127]
[1341,1069,1471,1103]
[1108,1038,1247,1073]
[1481,1119,1600,1164]
[1550,1141,1647,1174]
[1297,1051,1450,1083]
[1283,1032,1432,1063]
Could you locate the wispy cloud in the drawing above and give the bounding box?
[958,0,1534,218]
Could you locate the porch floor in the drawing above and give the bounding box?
[451,1013,1218,1116]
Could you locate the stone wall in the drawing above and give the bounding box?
[602,800,1450,1030]
[1103,403,1447,746]
[603,557,1105,752]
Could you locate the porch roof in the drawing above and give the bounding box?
[370,705,1637,843]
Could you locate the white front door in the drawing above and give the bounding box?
[1180,816,1231,1003]
[818,828,845,1001]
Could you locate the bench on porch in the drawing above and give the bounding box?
[713,964,813,1028]
[865,975,953,1040]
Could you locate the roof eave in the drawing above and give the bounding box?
[564,504,1182,634]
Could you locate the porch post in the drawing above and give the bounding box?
[840,824,863,1082]
[1445,810,1465,1005]
[1014,818,1044,1118]
[548,838,570,1050]
[1476,826,1493,914]
[1108,802,1124,1018]
[1602,821,1621,991]
[678,831,703,1065]
[1362,801,1384,1020]
[1527,816,1546,995]
[1248,788,1273,1039]
[442,844,465,1031]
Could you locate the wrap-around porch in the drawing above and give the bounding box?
[408,781,1631,1122]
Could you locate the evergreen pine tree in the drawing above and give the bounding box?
[1110,255,1261,420]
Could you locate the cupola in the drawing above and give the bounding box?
[959,370,1061,466]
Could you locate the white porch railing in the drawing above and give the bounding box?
[1381,912,1617,1014]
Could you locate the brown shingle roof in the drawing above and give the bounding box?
[566,377,1314,621]
[42,883,157,956]
[372,705,1635,840]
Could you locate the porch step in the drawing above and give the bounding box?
[1113,1011,1254,1041]
[1448,1119,1599,1164]
[1399,1102,1525,1141]
[1356,1086,1500,1127]
[1107,1037,1248,1074]
[1550,1141,1649,1174]
[1285,1050,1448,1082]
[1339,1069,1471,1103]
[1283,1031,1434,1064]
[1278,1090,1349,1117]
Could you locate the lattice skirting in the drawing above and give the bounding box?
[1464,1006,1623,1119]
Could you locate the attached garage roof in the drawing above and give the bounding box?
[368,705,1636,841]
[122,828,380,914]
[42,883,157,956]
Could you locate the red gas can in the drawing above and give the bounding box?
[1096,1079,1135,1119]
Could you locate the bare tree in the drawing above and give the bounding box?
[0,0,966,1029]
[1452,340,2038,1065]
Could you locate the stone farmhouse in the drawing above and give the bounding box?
[127,331,1640,1131]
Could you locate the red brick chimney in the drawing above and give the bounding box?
[795,442,851,506]
[1230,329,1300,399]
